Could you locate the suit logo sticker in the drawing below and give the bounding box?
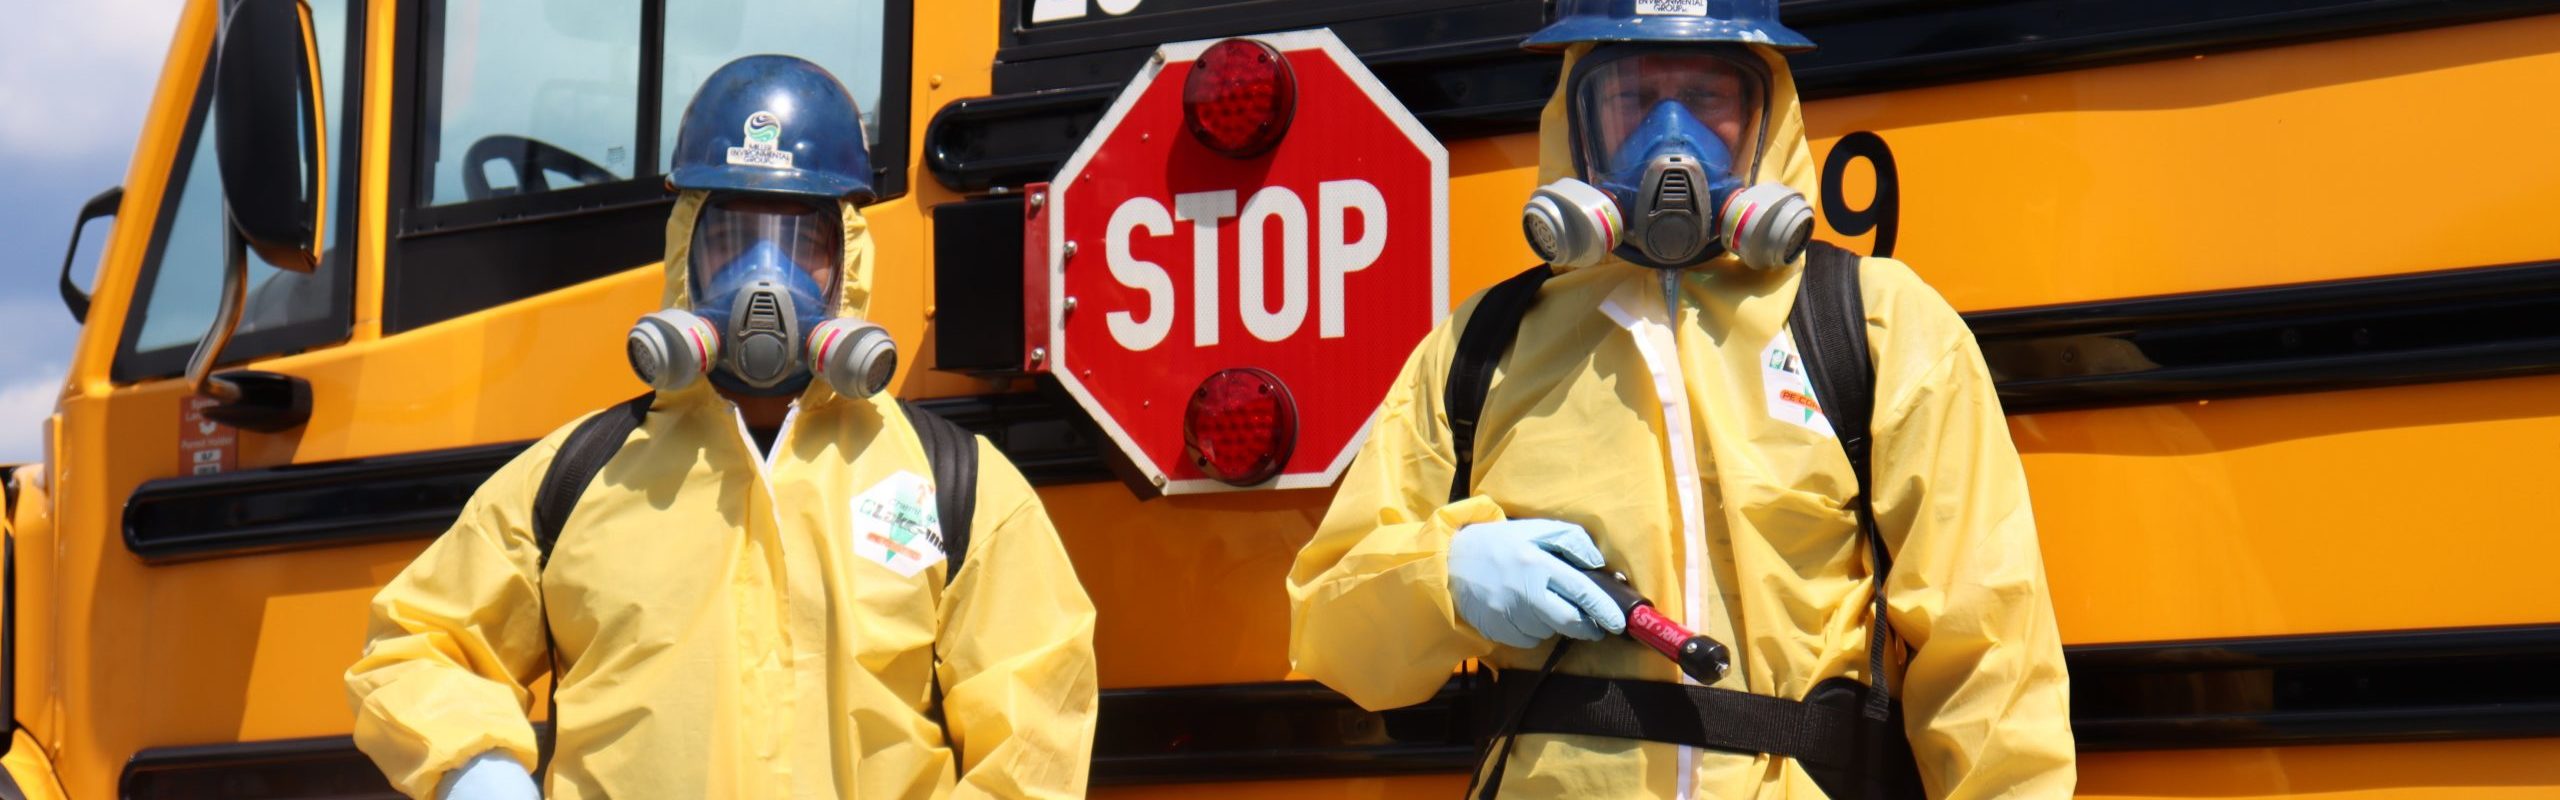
[852,471,944,577]
[1761,329,1836,438]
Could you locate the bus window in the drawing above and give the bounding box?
[112,0,361,383]
[417,0,642,205]
[658,0,891,168]
[383,0,910,334]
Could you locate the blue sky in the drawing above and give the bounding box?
[0,1,183,462]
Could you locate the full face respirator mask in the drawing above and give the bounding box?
[1522,47,1814,271]
[625,196,897,399]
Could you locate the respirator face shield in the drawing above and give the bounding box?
[1569,46,1770,192]
[690,195,844,307]
[1520,44,1812,272]
[683,194,844,396]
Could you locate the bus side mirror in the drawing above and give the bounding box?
[184,0,323,429]
[213,0,326,273]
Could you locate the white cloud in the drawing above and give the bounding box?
[0,296,83,376]
[0,0,185,159]
[0,366,64,465]
[0,3,173,467]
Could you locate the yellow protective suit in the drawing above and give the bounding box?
[347,193,1099,799]
[1287,44,2075,799]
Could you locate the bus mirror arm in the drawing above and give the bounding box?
[174,1,328,433]
[182,221,250,404]
[181,219,311,434]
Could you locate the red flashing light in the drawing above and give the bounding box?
[1183,368,1298,487]
[1182,38,1296,159]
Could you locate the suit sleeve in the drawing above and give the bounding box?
[1871,327,2078,799]
[344,439,558,799]
[937,441,1100,799]
[1285,320,1510,711]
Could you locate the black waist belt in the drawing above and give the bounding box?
[1493,670,1926,799]
[1500,672,1862,768]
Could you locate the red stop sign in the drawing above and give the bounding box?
[1044,30,1448,494]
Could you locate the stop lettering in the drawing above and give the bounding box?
[1100,180,1387,350]
[1044,30,1448,494]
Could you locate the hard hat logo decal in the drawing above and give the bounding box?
[745,111,781,144]
[1633,0,1707,16]
[727,110,795,169]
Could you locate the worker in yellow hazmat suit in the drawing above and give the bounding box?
[1286,1,2075,797]
[347,55,1098,799]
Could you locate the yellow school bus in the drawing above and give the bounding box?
[9,0,2560,797]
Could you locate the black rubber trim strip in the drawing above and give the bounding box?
[120,734,404,800]
[905,386,1116,487]
[114,623,2560,791]
[112,679,1484,793]
[1088,625,2560,781]
[2072,624,2560,750]
[122,442,527,564]
[117,392,1110,564]
[1972,259,2560,414]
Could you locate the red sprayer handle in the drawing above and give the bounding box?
[1582,568,1732,684]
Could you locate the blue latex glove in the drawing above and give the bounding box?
[437,750,540,800]
[1448,519,1629,649]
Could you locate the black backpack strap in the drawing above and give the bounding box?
[528,391,651,777]
[1444,265,1556,504]
[898,402,979,585]
[533,393,655,567]
[1787,241,1894,722]
[899,401,982,764]
[1440,265,1556,800]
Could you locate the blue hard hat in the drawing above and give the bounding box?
[670,55,876,202]
[1524,0,1815,53]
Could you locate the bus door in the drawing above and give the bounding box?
[55,0,921,796]
[44,2,376,794]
